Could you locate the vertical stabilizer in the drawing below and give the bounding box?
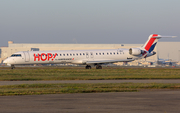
[143,34,159,52]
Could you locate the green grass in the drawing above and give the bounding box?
[0,83,180,96]
[0,67,180,81]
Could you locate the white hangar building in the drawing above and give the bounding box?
[0,41,179,64]
[157,42,180,61]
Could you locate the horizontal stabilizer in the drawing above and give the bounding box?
[153,35,176,39]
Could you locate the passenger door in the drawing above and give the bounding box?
[23,51,30,62]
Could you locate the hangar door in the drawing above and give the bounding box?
[23,51,30,62]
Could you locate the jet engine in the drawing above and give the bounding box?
[129,48,143,56]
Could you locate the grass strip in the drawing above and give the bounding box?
[1,67,180,81]
[0,83,180,96]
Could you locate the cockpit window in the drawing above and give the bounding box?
[11,54,22,57]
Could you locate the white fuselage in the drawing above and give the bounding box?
[3,34,174,68]
[3,48,143,65]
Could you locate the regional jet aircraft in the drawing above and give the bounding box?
[3,34,175,69]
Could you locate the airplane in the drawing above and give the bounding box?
[156,53,177,66]
[3,34,175,69]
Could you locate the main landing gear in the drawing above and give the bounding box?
[96,65,102,69]
[85,65,102,69]
[11,64,15,69]
[85,65,91,69]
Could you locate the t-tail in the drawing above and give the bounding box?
[129,34,176,58]
[141,34,176,57]
[142,34,176,51]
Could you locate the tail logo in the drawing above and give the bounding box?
[144,34,158,51]
[144,34,158,52]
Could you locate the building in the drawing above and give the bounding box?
[157,42,180,61]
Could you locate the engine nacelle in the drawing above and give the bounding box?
[129,48,142,56]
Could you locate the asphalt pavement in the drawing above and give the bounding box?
[0,90,180,113]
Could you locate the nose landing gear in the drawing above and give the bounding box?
[11,65,15,69]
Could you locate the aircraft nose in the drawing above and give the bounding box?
[3,59,8,64]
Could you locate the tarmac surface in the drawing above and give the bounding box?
[0,90,180,113]
[0,79,180,85]
[1,80,180,113]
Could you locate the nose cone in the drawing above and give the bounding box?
[3,58,11,66]
[3,59,7,64]
[3,59,8,64]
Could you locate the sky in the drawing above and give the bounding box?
[0,0,180,47]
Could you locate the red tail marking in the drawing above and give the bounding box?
[144,34,158,51]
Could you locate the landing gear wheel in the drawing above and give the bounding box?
[11,65,15,69]
[96,65,102,69]
[85,65,91,69]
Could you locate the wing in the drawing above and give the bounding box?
[86,59,134,65]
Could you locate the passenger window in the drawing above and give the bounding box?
[114,52,115,55]
[99,53,101,55]
[70,54,72,56]
[67,54,68,56]
[96,53,98,55]
[60,54,61,56]
[110,53,112,55]
[63,54,65,56]
[107,53,109,55]
[103,53,104,55]
[80,53,81,55]
[83,53,85,55]
[76,53,78,56]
